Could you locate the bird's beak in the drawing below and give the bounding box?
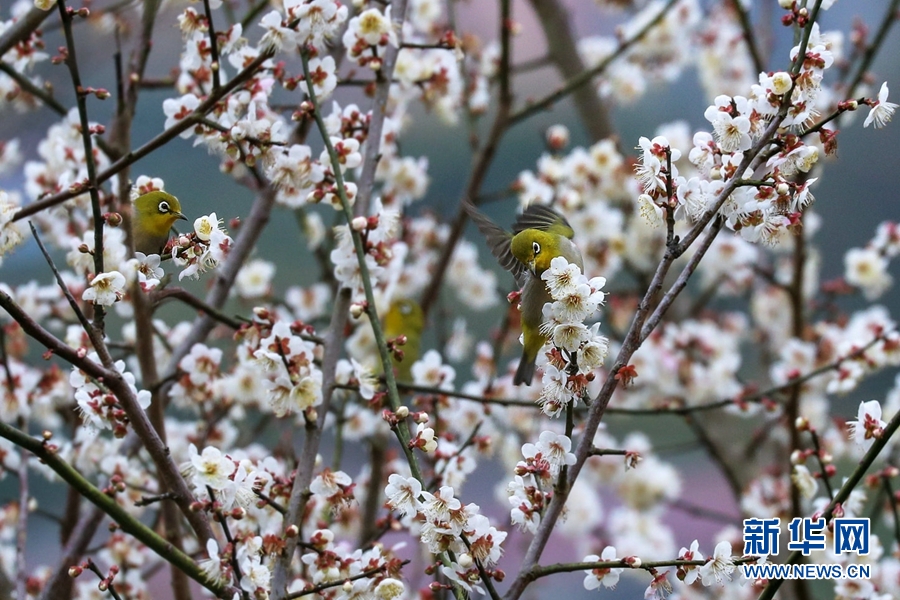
[175,212,187,221]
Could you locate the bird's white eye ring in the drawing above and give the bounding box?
[532,241,541,256]
[158,200,170,214]
[400,303,412,315]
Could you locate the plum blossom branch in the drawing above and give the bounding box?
[0,6,52,57]
[526,0,612,142]
[354,0,410,217]
[508,0,678,127]
[202,0,222,91]
[420,0,513,317]
[0,421,229,597]
[757,403,900,600]
[13,51,273,222]
[285,559,410,599]
[57,0,109,333]
[0,290,215,547]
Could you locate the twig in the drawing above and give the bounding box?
[134,492,178,507]
[461,533,502,600]
[844,0,900,99]
[757,399,900,600]
[807,429,835,500]
[0,290,216,548]
[202,0,222,91]
[0,7,52,58]
[683,413,742,500]
[353,0,410,217]
[254,490,287,515]
[151,287,242,329]
[882,474,900,551]
[285,560,409,599]
[14,51,273,222]
[419,0,514,317]
[527,555,756,582]
[729,0,765,74]
[525,0,612,142]
[85,559,123,600]
[270,290,350,598]
[57,0,109,335]
[0,421,229,597]
[0,61,66,113]
[37,506,105,600]
[28,222,97,346]
[509,0,678,127]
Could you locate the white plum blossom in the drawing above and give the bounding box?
[411,349,456,390]
[792,464,818,499]
[677,540,704,585]
[864,82,898,128]
[385,474,423,518]
[82,271,126,306]
[522,431,577,479]
[184,444,236,491]
[235,259,275,298]
[583,546,623,590]
[845,247,892,300]
[848,400,887,451]
[163,94,200,136]
[699,541,735,586]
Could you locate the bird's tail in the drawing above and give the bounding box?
[513,349,536,386]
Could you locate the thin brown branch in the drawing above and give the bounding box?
[202,0,222,91]
[151,287,242,329]
[420,0,513,317]
[285,559,409,599]
[509,0,678,127]
[757,402,900,600]
[0,290,215,547]
[14,51,273,222]
[0,7,52,58]
[525,0,612,142]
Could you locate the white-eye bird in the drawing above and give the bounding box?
[464,200,584,385]
[132,191,187,255]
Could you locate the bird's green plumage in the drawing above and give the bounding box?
[132,190,187,255]
[464,200,583,385]
[382,298,424,382]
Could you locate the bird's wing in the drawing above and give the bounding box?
[512,203,575,239]
[462,200,528,287]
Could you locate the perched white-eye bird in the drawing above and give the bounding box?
[464,200,583,385]
[132,191,187,255]
[381,298,425,382]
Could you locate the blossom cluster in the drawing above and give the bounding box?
[537,257,609,416]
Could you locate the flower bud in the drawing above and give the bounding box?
[349,303,365,319]
[458,553,473,568]
[68,566,83,578]
[546,124,570,151]
[772,72,792,95]
[395,405,409,419]
[351,216,368,231]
